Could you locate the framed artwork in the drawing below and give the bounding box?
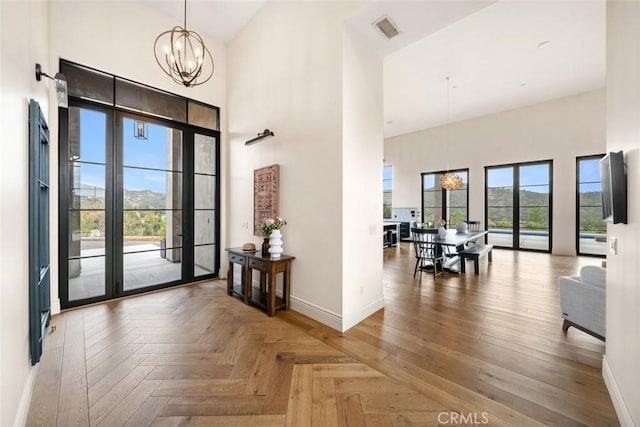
[254,164,279,236]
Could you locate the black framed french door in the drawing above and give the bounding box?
[485,160,553,252]
[60,101,219,309]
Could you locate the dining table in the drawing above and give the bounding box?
[431,228,489,273]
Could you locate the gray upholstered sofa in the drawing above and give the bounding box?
[558,265,606,341]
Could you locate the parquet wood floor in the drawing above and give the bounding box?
[27,247,618,426]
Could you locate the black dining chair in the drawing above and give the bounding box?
[466,220,481,232]
[411,227,445,281]
[465,220,482,247]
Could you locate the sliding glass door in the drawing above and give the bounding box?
[485,161,552,252]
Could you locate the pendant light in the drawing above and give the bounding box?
[153,0,214,87]
[439,76,463,191]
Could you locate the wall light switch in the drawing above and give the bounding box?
[369,225,376,235]
[240,222,248,229]
[609,236,617,255]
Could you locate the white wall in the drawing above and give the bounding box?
[384,89,606,255]
[603,1,640,425]
[228,1,358,329]
[342,28,384,330]
[0,1,50,425]
[48,1,227,312]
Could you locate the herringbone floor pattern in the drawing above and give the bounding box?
[27,282,454,426]
[27,249,618,426]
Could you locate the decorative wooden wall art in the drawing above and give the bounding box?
[254,164,279,236]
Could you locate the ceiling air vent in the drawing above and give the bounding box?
[374,16,400,39]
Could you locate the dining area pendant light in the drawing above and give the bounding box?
[439,76,463,191]
[154,0,214,87]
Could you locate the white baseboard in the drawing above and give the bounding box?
[14,364,38,427]
[51,298,61,315]
[603,355,636,426]
[290,295,343,331]
[342,297,385,332]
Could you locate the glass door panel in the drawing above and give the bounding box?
[121,117,183,291]
[422,173,442,224]
[487,167,514,248]
[577,157,606,255]
[445,171,468,225]
[67,107,108,301]
[519,164,550,250]
[194,133,217,277]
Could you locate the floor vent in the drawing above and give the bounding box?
[374,16,400,39]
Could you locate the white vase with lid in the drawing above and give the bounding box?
[455,222,468,233]
[268,229,283,259]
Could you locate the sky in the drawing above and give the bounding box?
[80,108,603,197]
[78,109,176,194]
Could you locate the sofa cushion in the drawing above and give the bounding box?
[580,265,606,288]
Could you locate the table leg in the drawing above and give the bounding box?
[267,268,277,316]
[242,266,251,304]
[284,262,291,310]
[227,262,233,295]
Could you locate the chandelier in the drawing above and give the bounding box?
[440,173,463,190]
[153,0,214,87]
[440,76,463,191]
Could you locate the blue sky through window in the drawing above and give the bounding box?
[383,165,392,191]
[489,165,550,193]
[78,109,176,194]
[579,158,602,183]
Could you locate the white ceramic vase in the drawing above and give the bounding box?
[268,229,283,259]
[437,226,447,238]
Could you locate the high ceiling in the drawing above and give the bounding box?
[348,0,606,138]
[144,1,606,139]
[143,0,266,43]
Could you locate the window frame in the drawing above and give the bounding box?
[383,165,392,219]
[576,154,606,257]
[420,168,469,225]
[484,159,553,253]
[58,60,221,309]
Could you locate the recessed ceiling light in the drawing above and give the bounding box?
[537,40,551,48]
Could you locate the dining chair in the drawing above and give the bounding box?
[466,220,481,232]
[411,227,445,281]
[465,220,482,247]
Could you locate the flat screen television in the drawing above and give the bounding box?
[600,151,627,224]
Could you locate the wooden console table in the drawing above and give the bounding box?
[225,248,295,316]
